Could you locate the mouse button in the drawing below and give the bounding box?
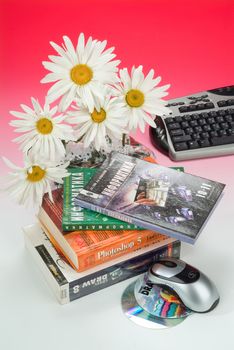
[150,262,185,279]
[172,265,200,284]
[161,260,177,268]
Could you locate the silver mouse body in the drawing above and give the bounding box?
[147,257,220,313]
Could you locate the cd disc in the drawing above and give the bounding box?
[134,274,192,319]
[121,281,187,329]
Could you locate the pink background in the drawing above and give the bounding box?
[0,0,234,182]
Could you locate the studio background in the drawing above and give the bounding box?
[0,0,233,174]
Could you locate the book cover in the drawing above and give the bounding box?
[39,189,177,271]
[63,167,140,231]
[23,223,181,304]
[76,152,225,244]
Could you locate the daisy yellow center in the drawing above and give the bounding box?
[70,64,93,85]
[91,108,106,123]
[27,166,46,182]
[125,89,145,108]
[36,118,53,135]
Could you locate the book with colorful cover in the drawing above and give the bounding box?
[76,152,225,244]
[38,188,177,272]
[63,167,184,231]
[63,168,140,231]
[23,223,181,304]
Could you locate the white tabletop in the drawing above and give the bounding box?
[1,136,234,350]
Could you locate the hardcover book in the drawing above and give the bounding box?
[63,167,140,231]
[23,223,181,304]
[38,188,177,271]
[76,152,225,244]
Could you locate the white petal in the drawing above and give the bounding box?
[42,61,68,75]
[41,73,62,84]
[31,98,42,114]
[63,36,78,65]
[76,33,85,62]
[2,157,21,170]
[46,82,73,104]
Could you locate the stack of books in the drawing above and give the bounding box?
[24,148,225,304]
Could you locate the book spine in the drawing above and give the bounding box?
[75,199,194,244]
[76,231,172,272]
[62,222,140,231]
[68,241,181,302]
[42,219,174,272]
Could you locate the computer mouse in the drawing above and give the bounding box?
[149,115,169,155]
[147,257,220,313]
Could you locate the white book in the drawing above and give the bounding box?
[23,223,181,304]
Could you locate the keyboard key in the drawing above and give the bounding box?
[211,123,220,131]
[210,131,218,138]
[207,117,215,124]
[188,140,199,149]
[227,129,234,135]
[197,103,205,110]
[205,102,214,109]
[217,100,227,107]
[190,120,198,127]
[185,127,194,135]
[220,122,229,130]
[199,139,210,147]
[188,105,197,111]
[175,116,183,123]
[192,133,201,140]
[165,117,174,124]
[179,106,189,113]
[172,135,191,143]
[224,115,233,122]
[203,125,211,132]
[167,122,181,130]
[201,112,209,118]
[210,135,234,146]
[198,119,206,126]
[181,121,189,129]
[191,113,200,120]
[201,132,209,139]
[174,142,188,151]
[218,130,227,136]
[170,129,184,136]
[215,116,224,123]
[227,99,234,106]
[209,111,218,117]
[218,110,226,116]
[227,108,234,115]
[194,126,203,133]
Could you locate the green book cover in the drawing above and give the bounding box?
[62,168,141,231]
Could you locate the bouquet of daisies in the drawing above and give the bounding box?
[3,33,170,207]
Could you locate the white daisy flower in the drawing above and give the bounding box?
[113,66,171,132]
[66,95,127,151]
[9,98,75,161]
[41,33,120,112]
[2,156,70,207]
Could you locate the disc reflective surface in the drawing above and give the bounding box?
[134,274,192,319]
[121,280,189,329]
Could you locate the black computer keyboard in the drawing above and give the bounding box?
[150,85,234,160]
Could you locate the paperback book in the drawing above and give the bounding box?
[63,167,140,231]
[23,223,181,304]
[76,152,225,244]
[38,188,176,271]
